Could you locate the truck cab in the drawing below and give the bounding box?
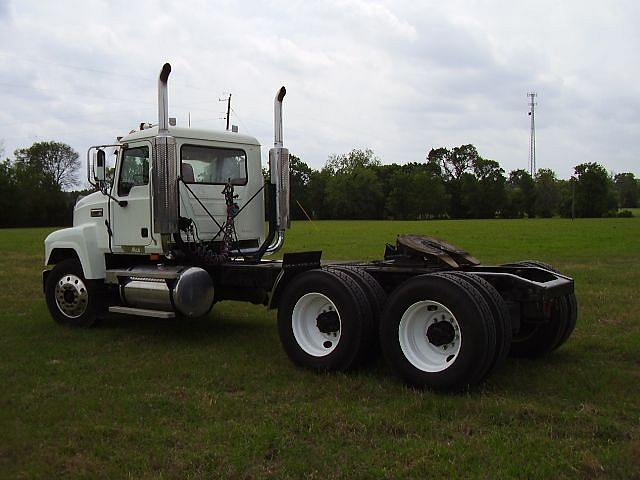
[45,127,267,277]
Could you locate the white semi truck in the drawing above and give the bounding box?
[43,63,577,391]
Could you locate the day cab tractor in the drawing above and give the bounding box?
[43,63,577,391]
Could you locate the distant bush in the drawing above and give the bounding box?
[617,210,634,218]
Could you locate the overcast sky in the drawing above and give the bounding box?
[1,0,638,185]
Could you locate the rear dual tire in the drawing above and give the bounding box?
[507,260,578,357]
[441,272,512,372]
[379,273,499,391]
[323,265,387,362]
[277,268,375,371]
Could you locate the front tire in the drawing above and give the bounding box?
[45,259,98,327]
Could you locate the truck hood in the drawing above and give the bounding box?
[75,190,107,208]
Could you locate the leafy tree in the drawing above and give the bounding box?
[374,163,403,204]
[325,164,384,219]
[534,169,561,218]
[288,154,314,220]
[325,148,381,175]
[573,162,612,217]
[614,172,638,208]
[10,153,67,226]
[306,169,330,219]
[457,172,478,219]
[0,159,19,226]
[384,170,409,219]
[558,179,575,218]
[13,141,80,190]
[427,145,478,181]
[383,163,447,220]
[469,157,506,218]
[427,144,480,218]
[0,141,81,227]
[414,170,448,219]
[323,149,384,219]
[504,169,535,218]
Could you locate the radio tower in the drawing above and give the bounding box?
[527,92,537,175]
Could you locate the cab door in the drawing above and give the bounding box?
[111,141,153,249]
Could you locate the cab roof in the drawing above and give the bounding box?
[120,126,261,147]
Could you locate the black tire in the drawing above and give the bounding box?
[509,295,568,357]
[507,260,577,355]
[277,268,372,371]
[444,272,512,373]
[516,260,578,350]
[379,273,497,391]
[326,266,387,316]
[324,265,386,361]
[45,259,98,327]
[559,292,578,348]
[431,272,498,383]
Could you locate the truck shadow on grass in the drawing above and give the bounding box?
[79,304,584,398]
[372,347,582,398]
[482,348,587,396]
[95,308,274,345]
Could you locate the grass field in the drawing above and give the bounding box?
[1,218,639,479]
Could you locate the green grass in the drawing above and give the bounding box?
[1,218,639,479]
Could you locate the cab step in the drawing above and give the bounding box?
[108,306,175,318]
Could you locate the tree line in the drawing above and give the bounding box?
[288,146,638,220]
[0,140,638,228]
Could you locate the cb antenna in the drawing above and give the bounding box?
[527,92,537,176]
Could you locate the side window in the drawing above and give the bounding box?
[118,146,149,196]
[181,145,247,185]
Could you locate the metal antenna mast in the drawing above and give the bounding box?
[219,93,232,131]
[527,92,537,175]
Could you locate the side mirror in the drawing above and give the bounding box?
[94,149,106,184]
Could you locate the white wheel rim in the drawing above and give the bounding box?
[398,300,462,372]
[54,274,89,319]
[292,292,341,357]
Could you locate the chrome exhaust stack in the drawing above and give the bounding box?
[267,86,290,252]
[274,86,286,148]
[157,63,171,135]
[152,63,179,243]
[234,86,289,259]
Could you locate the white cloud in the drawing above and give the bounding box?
[0,0,638,184]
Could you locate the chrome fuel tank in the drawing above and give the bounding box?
[112,265,214,318]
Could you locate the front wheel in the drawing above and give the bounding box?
[45,259,98,327]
